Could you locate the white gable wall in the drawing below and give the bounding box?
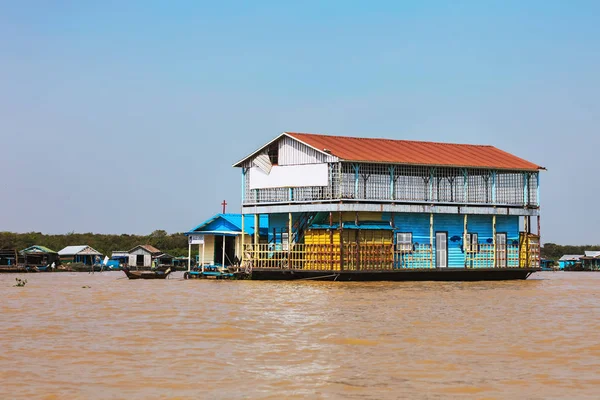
[128,247,153,267]
[238,135,338,168]
[278,135,337,165]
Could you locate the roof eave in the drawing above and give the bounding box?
[338,158,544,171]
[232,132,286,168]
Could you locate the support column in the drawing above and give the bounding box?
[523,172,529,205]
[463,214,468,268]
[463,169,468,202]
[389,165,395,200]
[241,168,246,203]
[288,212,293,245]
[236,234,240,264]
[492,170,497,204]
[329,212,334,270]
[339,211,344,271]
[288,212,293,266]
[524,216,529,267]
[187,240,191,272]
[430,213,434,269]
[429,168,434,201]
[254,214,259,264]
[241,214,245,262]
[492,215,497,268]
[201,242,204,272]
[355,211,360,270]
[221,234,225,268]
[537,172,540,207]
[353,164,359,199]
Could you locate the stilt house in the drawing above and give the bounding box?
[127,245,162,268]
[20,245,59,266]
[58,245,103,265]
[233,132,544,280]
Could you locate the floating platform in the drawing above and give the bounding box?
[183,265,248,280]
[250,268,539,281]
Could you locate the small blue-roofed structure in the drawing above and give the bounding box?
[558,255,583,270]
[185,214,268,270]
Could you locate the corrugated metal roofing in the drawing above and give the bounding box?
[285,132,543,171]
[558,255,583,261]
[21,245,57,254]
[584,251,600,258]
[58,245,102,256]
[128,244,162,254]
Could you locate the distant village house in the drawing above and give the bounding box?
[58,245,103,265]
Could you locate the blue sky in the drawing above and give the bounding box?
[1,1,598,244]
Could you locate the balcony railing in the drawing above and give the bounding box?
[242,242,532,271]
[244,163,540,208]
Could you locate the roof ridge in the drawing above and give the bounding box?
[285,132,494,148]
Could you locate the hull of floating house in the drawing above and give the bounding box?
[250,268,539,281]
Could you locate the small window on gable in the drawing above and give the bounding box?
[396,232,412,252]
[466,233,478,252]
[268,144,278,165]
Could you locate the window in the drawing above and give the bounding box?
[267,144,278,165]
[466,233,478,252]
[396,232,412,252]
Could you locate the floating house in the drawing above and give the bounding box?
[186,213,268,269]
[155,253,174,266]
[58,245,103,265]
[233,132,544,281]
[558,255,583,270]
[0,249,18,266]
[110,251,130,266]
[540,258,556,271]
[20,245,59,266]
[580,251,600,271]
[127,245,162,268]
[173,256,190,268]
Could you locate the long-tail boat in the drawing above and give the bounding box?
[123,267,171,280]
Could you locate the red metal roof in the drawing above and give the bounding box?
[286,132,543,170]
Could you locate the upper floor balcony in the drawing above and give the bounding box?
[234,132,544,211]
[242,162,540,208]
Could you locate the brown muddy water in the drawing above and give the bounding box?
[1,271,599,399]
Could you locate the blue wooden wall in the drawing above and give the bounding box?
[266,211,520,268]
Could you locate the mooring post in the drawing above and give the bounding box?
[187,240,191,272]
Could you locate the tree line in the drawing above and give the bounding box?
[1,231,597,262]
[0,230,195,258]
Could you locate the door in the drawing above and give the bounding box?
[435,232,448,268]
[214,236,236,266]
[496,233,507,268]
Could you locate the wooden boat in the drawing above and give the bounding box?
[123,267,171,280]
